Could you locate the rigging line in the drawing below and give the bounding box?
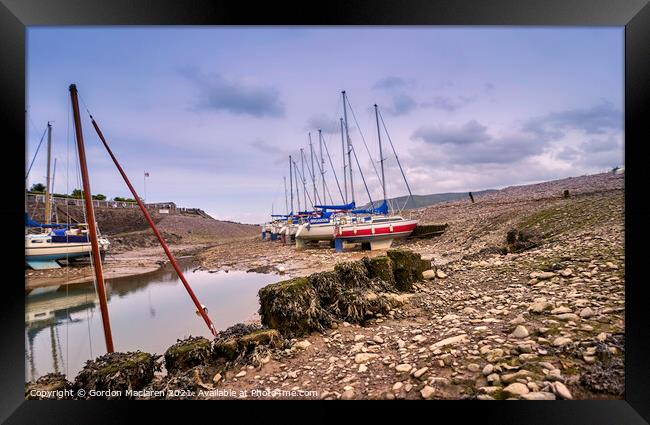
[378,109,413,200]
[293,160,314,207]
[345,94,382,184]
[302,146,322,206]
[25,125,49,181]
[351,144,375,209]
[321,133,344,203]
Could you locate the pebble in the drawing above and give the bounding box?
[420,385,436,399]
[373,335,384,344]
[422,270,436,280]
[393,382,403,391]
[521,392,556,400]
[482,364,494,376]
[355,353,379,364]
[553,336,572,347]
[341,389,355,400]
[295,340,312,349]
[511,325,529,339]
[552,382,573,400]
[467,363,480,373]
[235,371,247,378]
[413,367,429,379]
[579,307,594,318]
[503,382,530,397]
[429,334,469,350]
[436,270,448,279]
[395,364,413,373]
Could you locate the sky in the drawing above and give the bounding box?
[26,27,624,224]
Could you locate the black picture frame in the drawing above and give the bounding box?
[1,0,648,423]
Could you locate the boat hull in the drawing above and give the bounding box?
[335,219,418,249]
[295,222,335,241]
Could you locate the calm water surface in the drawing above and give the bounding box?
[25,259,278,381]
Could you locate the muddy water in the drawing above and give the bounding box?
[25,258,279,382]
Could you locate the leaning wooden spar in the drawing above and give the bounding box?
[334,103,418,250]
[69,84,114,352]
[73,84,217,338]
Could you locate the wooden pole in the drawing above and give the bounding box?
[69,84,115,353]
[89,113,217,337]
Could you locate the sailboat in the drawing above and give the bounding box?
[25,121,110,269]
[334,103,418,250]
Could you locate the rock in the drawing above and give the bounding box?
[422,270,436,280]
[392,382,403,391]
[551,306,572,314]
[341,389,355,400]
[553,337,572,347]
[530,271,555,280]
[295,340,312,349]
[436,269,448,279]
[441,314,459,321]
[579,307,594,318]
[413,334,427,343]
[529,301,551,314]
[429,334,469,350]
[486,373,501,385]
[395,364,413,373]
[358,364,368,373]
[355,353,379,364]
[555,313,580,322]
[212,373,222,384]
[511,325,529,339]
[467,363,480,373]
[552,382,573,400]
[25,373,74,400]
[502,370,533,384]
[354,334,366,342]
[482,364,494,376]
[165,337,211,374]
[503,382,530,397]
[420,385,436,399]
[373,335,384,344]
[521,392,556,400]
[235,370,247,378]
[560,269,573,277]
[509,316,526,325]
[414,367,429,379]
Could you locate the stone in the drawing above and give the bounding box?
[467,363,480,373]
[482,364,494,376]
[212,373,222,384]
[413,334,427,343]
[395,364,413,373]
[429,334,469,350]
[358,364,368,373]
[530,271,555,280]
[436,270,448,279]
[553,337,572,347]
[555,313,580,322]
[373,335,384,344]
[560,269,573,277]
[354,334,366,342]
[355,353,379,364]
[295,340,312,349]
[502,370,533,384]
[392,382,403,391]
[235,371,247,378]
[486,373,501,385]
[509,316,526,325]
[414,367,429,379]
[441,314,459,321]
[341,389,355,400]
[552,382,573,400]
[551,306,572,314]
[579,307,595,318]
[420,385,436,399]
[503,382,530,397]
[511,325,529,339]
[422,270,436,280]
[521,392,556,400]
[529,301,551,314]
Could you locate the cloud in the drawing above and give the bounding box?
[388,94,418,116]
[306,113,340,134]
[373,76,409,90]
[412,120,490,145]
[182,69,285,117]
[524,101,622,140]
[422,95,476,112]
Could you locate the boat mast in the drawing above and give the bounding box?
[300,148,307,210]
[289,155,294,213]
[69,84,114,353]
[340,117,347,203]
[319,129,326,203]
[51,158,58,223]
[283,176,288,215]
[44,122,52,224]
[309,132,317,207]
[374,104,387,207]
[342,91,355,204]
[294,159,301,213]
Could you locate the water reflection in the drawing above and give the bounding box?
[25,259,278,381]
